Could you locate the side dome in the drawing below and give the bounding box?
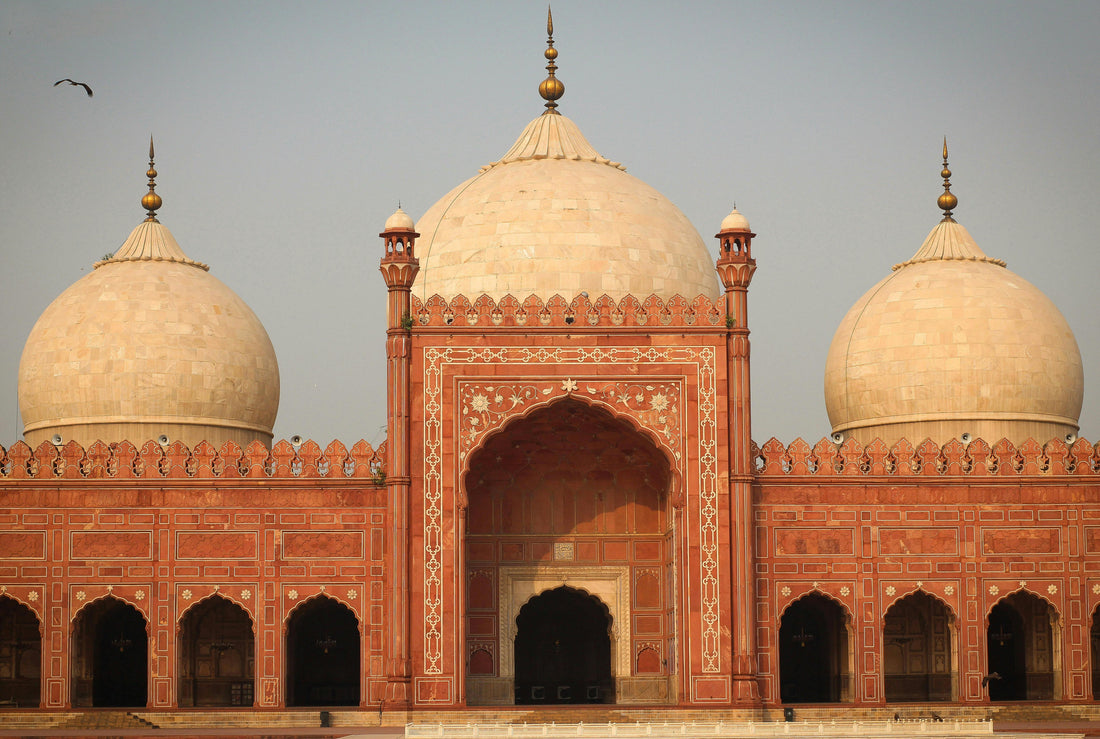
[412,112,719,302]
[18,155,279,449]
[824,214,1083,448]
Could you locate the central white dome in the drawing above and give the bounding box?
[412,112,719,303]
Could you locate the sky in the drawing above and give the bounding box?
[1,1,1098,448]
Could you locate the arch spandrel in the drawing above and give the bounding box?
[775,584,856,625]
[983,583,1063,623]
[176,588,257,630]
[1087,579,1100,616]
[457,380,685,476]
[282,587,365,630]
[69,586,152,622]
[881,582,961,621]
[0,586,45,624]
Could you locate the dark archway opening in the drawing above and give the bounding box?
[1091,605,1100,700]
[286,596,359,706]
[72,597,147,707]
[178,595,255,707]
[779,593,849,703]
[515,587,612,704]
[987,591,1055,701]
[0,596,41,707]
[883,591,953,702]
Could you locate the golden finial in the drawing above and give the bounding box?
[141,136,163,222]
[937,136,957,221]
[538,5,564,113]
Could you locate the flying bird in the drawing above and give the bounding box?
[981,671,1002,687]
[54,79,93,97]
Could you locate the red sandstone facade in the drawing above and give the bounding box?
[2,220,1099,714]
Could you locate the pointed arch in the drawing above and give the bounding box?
[177,589,256,627]
[464,397,675,536]
[285,594,360,707]
[986,590,1059,701]
[778,592,853,703]
[285,589,364,627]
[882,590,956,702]
[178,594,255,707]
[458,390,685,508]
[70,595,148,707]
[0,595,42,707]
[70,589,150,622]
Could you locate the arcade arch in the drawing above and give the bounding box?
[987,591,1059,701]
[71,596,147,707]
[463,398,676,706]
[779,593,852,703]
[882,591,955,702]
[0,596,40,707]
[285,595,360,707]
[178,595,254,707]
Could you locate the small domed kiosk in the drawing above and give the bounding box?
[17,141,280,448]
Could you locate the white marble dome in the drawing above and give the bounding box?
[412,112,719,303]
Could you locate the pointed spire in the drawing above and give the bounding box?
[538,6,565,113]
[141,136,163,222]
[937,136,958,222]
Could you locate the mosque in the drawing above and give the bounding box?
[1,13,1098,721]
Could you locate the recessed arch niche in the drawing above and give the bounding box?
[778,593,852,704]
[285,595,360,707]
[463,398,676,706]
[178,594,255,707]
[987,591,1059,701]
[71,596,148,708]
[882,590,956,702]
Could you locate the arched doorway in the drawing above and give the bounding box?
[285,596,359,706]
[514,587,612,704]
[987,591,1057,701]
[71,596,147,707]
[0,596,41,707]
[178,595,254,707]
[779,593,850,703]
[463,398,675,705]
[883,591,954,702]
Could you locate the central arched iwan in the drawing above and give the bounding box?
[463,398,676,706]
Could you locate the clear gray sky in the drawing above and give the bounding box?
[2,1,1098,447]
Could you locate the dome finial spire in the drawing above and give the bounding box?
[142,135,163,222]
[937,136,958,222]
[538,5,565,114]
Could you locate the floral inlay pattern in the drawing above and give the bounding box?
[458,380,683,464]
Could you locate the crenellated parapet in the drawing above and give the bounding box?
[753,435,1100,477]
[411,292,725,329]
[0,438,386,480]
